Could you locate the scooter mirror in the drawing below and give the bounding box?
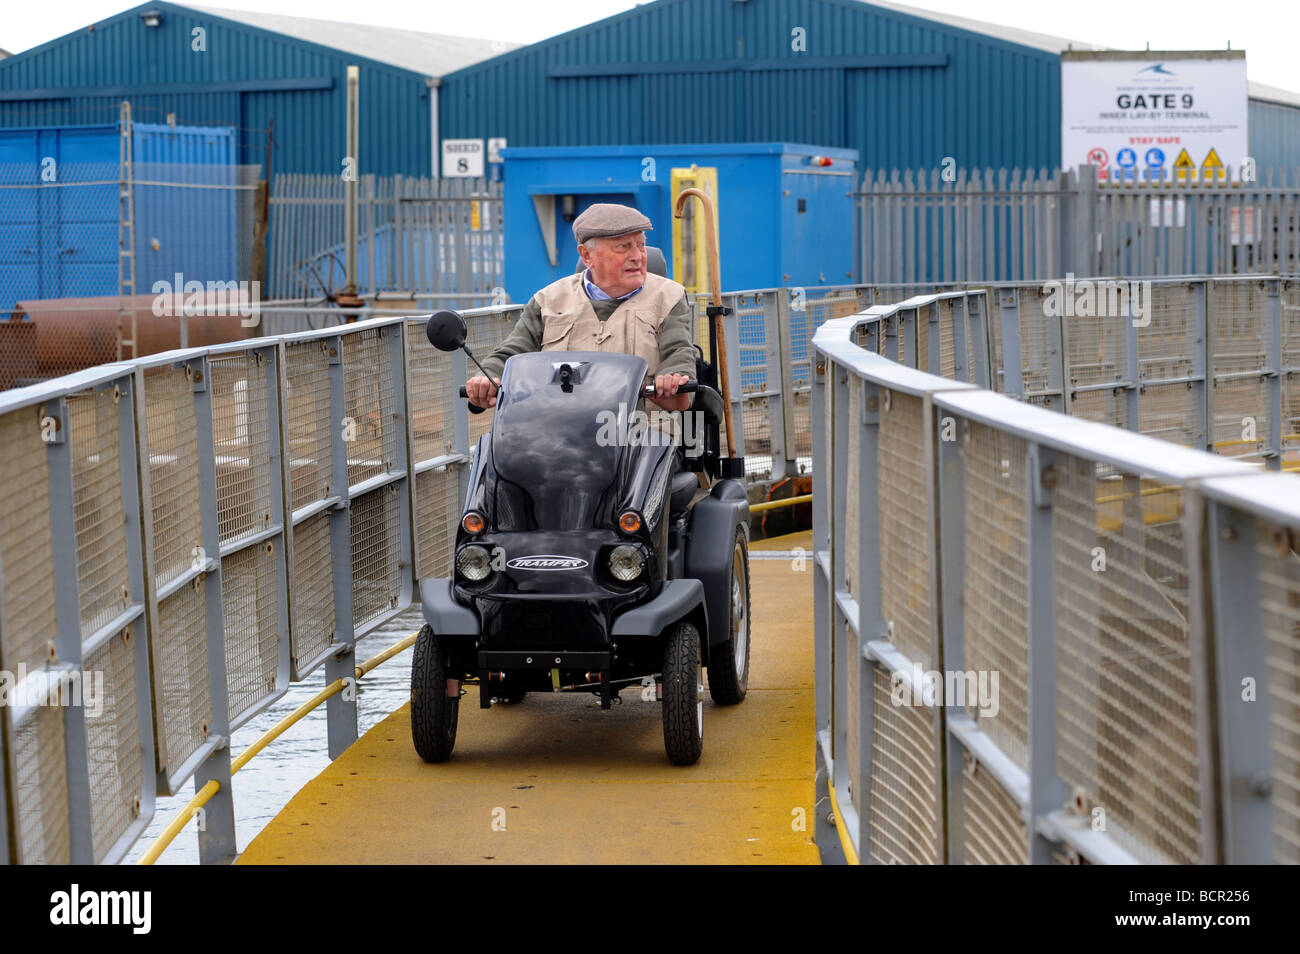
[426,310,467,352]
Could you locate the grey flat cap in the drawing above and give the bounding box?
[572,203,653,245]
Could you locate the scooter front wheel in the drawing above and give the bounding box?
[662,619,703,765]
[411,624,460,762]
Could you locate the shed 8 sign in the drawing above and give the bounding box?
[443,139,484,177]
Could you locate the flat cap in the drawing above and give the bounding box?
[572,203,653,246]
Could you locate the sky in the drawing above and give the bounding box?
[3,0,1299,94]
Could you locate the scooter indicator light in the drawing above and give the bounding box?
[618,511,642,534]
[462,511,485,534]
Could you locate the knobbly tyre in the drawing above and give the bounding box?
[411,310,751,765]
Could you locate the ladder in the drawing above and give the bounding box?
[118,100,137,359]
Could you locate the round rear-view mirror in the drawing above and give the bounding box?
[425,310,467,352]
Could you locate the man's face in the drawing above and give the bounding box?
[579,231,646,298]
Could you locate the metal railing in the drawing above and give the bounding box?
[0,304,523,864]
[812,288,1300,864]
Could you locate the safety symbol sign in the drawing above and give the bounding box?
[1174,148,1197,181]
[1143,147,1166,181]
[1201,147,1225,181]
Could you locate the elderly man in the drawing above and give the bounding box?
[466,203,695,411]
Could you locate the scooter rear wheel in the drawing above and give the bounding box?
[662,619,704,765]
[411,624,459,762]
[706,525,751,705]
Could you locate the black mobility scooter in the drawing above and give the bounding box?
[413,310,751,765]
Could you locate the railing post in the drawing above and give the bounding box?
[188,354,237,864]
[1026,442,1066,863]
[951,295,968,383]
[1191,280,1209,451]
[1266,278,1282,471]
[967,291,993,389]
[1204,279,1217,453]
[999,288,1024,399]
[855,377,883,857]
[830,364,850,833]
[1203,497,1274,862]
[1124,292,1141,432]
[936,402,966,863]
[45,394,93,864]
[768,290,792,480]
[325,334,358,758]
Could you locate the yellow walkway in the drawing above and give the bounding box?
[239,531,818,864]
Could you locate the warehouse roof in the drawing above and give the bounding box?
[181,5,519,77]
[867,0,1300,109]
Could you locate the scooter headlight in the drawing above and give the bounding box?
[456,544,492,582]
[608,544,645,582]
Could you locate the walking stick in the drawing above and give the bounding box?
[673,188,736,460]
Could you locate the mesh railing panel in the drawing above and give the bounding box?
[415,466,459,580]
[1255,518,1300,864]
[1052,453,1201,864]
[144,367,204,586]
[10,704,70,864]
[878,391,932,669]
[1069,387,1127,430]
[69,386,130,641]
[344,327,398,487]
[350,484,402,629]
[284,341,334,511]
[1139,382,1202,447]
[290,511,335,674]
[405,320,456,465]
[0,408,58,674]
[1210,281,1270,460]
[153,576,212,779]
[221,539,280,724]
[868,665,940,864]
[211,353,274,545]
[465,311,520,445]
[84,626,143,863]
[961,749,1029,864]
[937,299,956,378]
[1138,282,1198,385]
[845,619,861,814]
[1018,287,1059,401]
[962,422,1029,768]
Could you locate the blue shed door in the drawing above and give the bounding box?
[0,125,120,315]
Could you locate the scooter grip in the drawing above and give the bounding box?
[458,386,487,414]
[641,379,698,396]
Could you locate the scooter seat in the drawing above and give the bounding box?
[669,469,699,515]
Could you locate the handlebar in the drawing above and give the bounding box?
[459,379,697,414]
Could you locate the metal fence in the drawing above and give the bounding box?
[812,289,1300,864]
[858,165,1300,284]
[269,174,504,303]
[0,305,527,863]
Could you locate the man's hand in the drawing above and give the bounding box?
[466,375,501,407]
[648,372,692,412]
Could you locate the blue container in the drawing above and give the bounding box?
[0,122,237,314]
[501,142,857,305]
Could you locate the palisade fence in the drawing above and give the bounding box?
[812,288,1300,865]
[0,306,520,864]
[268,174,503,303]
[857,165,1300,283]
[690,276,1300,482]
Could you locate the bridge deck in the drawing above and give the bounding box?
[238,531,819,865]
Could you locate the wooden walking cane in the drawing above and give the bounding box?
[673,188,736,459]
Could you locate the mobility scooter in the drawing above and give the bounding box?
[412,307,751,766]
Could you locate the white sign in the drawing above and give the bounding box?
[487,137,508,164]
[1062,55,1248,181]
[442,139,484,177]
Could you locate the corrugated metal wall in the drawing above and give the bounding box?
[0,1,432,176]
[1249,98,1300,176]
[440,0,1063,171]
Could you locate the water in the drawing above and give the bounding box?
[123,607,424,865]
